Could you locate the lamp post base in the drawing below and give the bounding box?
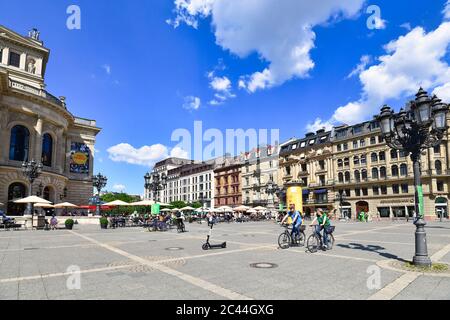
[412,218,432,267]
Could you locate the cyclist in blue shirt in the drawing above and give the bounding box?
[281,204,303,243]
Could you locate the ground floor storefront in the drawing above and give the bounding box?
[336,196,449,221]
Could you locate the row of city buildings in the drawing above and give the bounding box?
[145,120,450,220]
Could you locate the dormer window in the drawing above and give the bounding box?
[9,51,20,68]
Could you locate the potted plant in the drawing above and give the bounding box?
[99,217,108,229]
[65,219,74,230]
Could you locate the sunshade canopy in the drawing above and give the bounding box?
[14,196,51,204]
[233,205,250,211]
[34,203,55,208]
[129,200,155,206]
[180,206,195,211]
[102,200,130,206]
[54,202,78,208]
[253,206,267,211]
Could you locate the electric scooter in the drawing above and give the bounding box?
[202,222,226,250]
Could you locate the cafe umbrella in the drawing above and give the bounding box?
[14,196,52,228]
[54,202,78,216]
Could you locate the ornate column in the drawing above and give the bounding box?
[20,52,27,70]
[55,127,65,173]
[34,117,43,162]
[0,107,9,162]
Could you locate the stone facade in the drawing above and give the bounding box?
[241,145,280,207]
[214,157,242,207]
[0,26,100,215]
[279,118,450,221]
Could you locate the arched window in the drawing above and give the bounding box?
[400,164,408,176]
[371,153,378,163]
[360,154,367,165]
[338,172,344,183]
[41,134,53,167]
[353,156,360,166]
[345,171,351,182]
[344,158,350,167]
[372,168,379,179]
[380,167,387,179]
[337,159,343,168]
[379,151,386,161]
[392,165,399,176]
[435,160,442,175]
[361,169,368,181]
[7,182,27,216]
[354,170,361,182]
[9,125,30,161]
[391,150,398,159]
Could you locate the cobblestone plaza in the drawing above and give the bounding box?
[1,221,449,300]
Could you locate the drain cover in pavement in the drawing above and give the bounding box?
[165,247,184,251]
[250,263,278,269]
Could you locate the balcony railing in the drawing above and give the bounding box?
[9,79,65,108]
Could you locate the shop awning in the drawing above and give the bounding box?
[302,190,310,195]
[314,189,328,194]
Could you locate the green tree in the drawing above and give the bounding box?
[170,201,187,209]
[100,192,135,204]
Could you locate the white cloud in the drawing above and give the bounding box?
[107,143,190,167]
[107,143,169,167]
[373,16,387,30]
[170,0,365,93]
[170,146,189,159]
[210,76,231,92]
[112,184,126,192]
[347,55,372,79]
[400,22,412,31]
[102,64,111,75]
[182,96,201,110]
[308,20,450,129]
[433,82,450,102]
[305,118,335,133]
[208,75,236,105]
[444,1,450,20]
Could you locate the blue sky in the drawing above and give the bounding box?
[2,0,450,196]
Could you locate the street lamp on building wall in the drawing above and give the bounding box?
[377,88,449,267]
[144,172,167,202]
[92,173,107,216]
[22,160,43,226]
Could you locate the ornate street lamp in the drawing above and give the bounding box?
[92,173,108,216]
[377,88,449,267]
[266,180,280,212]
[336,191,346,220]
[144,172,167,202]
[22,159,43,225]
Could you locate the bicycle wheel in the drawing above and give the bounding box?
[307,234,320,253]
[278,232,291,249]
[297,231,306,247]
[326,234,335,250]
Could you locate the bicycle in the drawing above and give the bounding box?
[176,219,186,233]
[307,225,335,253]
[278,224,306,249]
